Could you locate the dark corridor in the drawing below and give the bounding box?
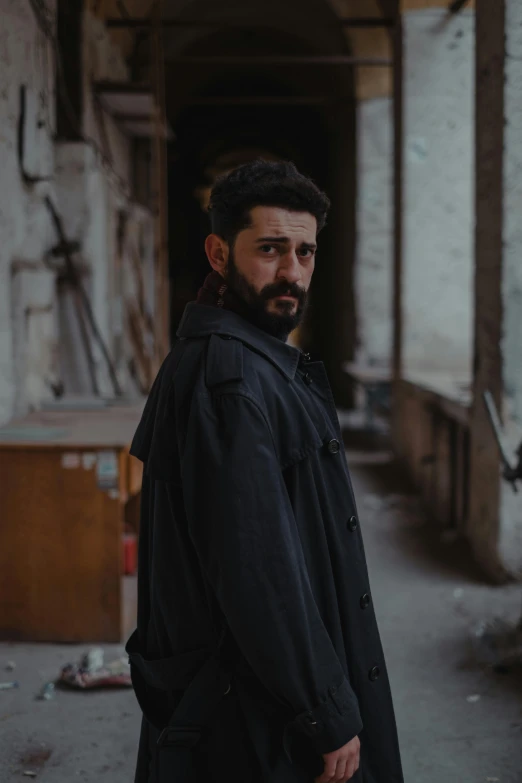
[162,15,359,402]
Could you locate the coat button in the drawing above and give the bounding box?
[360,593,371,610]
[347,515,358,531]
[304,373,313,386]
[327,439,340,454]
[369,666,380,682]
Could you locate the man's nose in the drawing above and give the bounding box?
[276,251,301,284]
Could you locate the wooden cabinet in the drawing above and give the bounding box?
[0,405,143,643]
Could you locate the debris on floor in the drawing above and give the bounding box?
[18,744,53,776]
[471,616,522,669]
[36,682,55,701]
[5,660,16,671]
[59,647,132,690]
[466,694,481,703]
[0,680,19,690]
[84,647,104,672]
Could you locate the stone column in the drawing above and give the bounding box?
[470,0,522,581]
[402,8,474,374]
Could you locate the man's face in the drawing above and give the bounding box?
[224,206,317,339]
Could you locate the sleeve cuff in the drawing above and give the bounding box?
[287,678,363,755]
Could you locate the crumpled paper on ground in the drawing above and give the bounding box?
[58,647,132,689]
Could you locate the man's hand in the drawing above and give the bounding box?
[314,736,360,783]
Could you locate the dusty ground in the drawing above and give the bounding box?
[1,434,521,782]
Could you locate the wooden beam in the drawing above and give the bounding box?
[467,0,507,578]
[181,96,330,106]
[105,17,395,30]
[56,0,84,141]
[151,0,170,364]
[168,55,392,66]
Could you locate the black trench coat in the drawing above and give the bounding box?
[128,302,403,783]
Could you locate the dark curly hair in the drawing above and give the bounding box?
[208,159,330,245]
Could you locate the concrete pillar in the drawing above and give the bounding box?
[402,8,474,374]
[470,0,522,581]
[354,97,393,368]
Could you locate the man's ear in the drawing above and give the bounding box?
[205,234,229,276]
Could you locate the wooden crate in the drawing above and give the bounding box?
[0,405,143,643]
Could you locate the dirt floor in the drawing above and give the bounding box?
[1,434,521,782]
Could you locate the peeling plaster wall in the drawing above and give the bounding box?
[54,10,132,397]
[0,3,135,424]
[355,97,393,367]
[0,0,58,424]
[402,9,474,374]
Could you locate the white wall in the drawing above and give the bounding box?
[0,3,138,424]
[0,0,58,423]
[403,9,474,375]
[54,10,133,398]
[355,97,393,368]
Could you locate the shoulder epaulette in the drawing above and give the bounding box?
[205,333,244,388]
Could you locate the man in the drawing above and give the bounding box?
[127,160,403,783]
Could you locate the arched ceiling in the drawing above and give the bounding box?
[159,0,348,57]
[90,0,394,99]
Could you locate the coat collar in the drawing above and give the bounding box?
[177,303,301,381]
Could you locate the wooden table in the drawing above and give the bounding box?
[0,403,144,643]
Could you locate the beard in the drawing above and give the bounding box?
[224,251,308,341]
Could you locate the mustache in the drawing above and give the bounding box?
[260,281,307,303]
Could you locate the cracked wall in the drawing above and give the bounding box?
[0,0,58,423]
[0,3,135,424]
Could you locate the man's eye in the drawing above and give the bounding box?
[260,245,274,253]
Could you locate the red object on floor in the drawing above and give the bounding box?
[123,533,137,575]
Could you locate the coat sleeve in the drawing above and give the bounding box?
[180,390,363,755]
